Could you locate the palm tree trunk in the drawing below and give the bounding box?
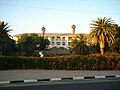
[100,41,105,55]
[43,31,45,39]
[100,47,104,55]
[42,27,45,39]
[72,29,75,38]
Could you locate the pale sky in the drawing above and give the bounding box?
[0,0,120,36]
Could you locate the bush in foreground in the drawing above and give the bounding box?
[0,55,120,70]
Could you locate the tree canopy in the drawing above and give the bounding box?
[0,21,15,55]
[110,25,120,53]
[71,34,89,55]
[90,17,115,55]
[17,33,50,56]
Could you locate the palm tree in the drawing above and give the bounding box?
[90,17,115,55]
[71,24,76,38]
[0,21,12,55]
[72,34,89,55]
[41,27,45,38]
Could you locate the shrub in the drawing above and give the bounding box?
[0,55,120,70]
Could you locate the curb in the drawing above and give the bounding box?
[0,75,120,84]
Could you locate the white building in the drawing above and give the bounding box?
[13,33,96,50]
[45,33,74,49]
[13,33,82,49]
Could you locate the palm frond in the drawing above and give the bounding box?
[89,17,115,54]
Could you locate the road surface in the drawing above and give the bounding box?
[0,78,120,90]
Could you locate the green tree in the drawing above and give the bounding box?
[90,17,115,55]
[110,25,120,53]
[0,21,14,55]
[17,34,50,56]
[30,33,39,43]
[72,34,89,55]
[111,38,120,53]
[17,34,36,56]
[38,36,50,50]
[30,34,49,51]
[29,33,39,49]
[6,39,16,55]
[114,24,120,38]
[88,43,100,54]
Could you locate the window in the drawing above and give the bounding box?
[56,37,60,41]
[57,42,60,45]
[63,37,65,41]
[68,37,72,41]
[52,37,55,41]
[52,42,55,45]
[62,42,65,46]
[68,42,71,46]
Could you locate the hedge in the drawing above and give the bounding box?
[0,55,120,70]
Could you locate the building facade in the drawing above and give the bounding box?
[14,33,76,49]
[46,33,74,49]
[13,33,96,49]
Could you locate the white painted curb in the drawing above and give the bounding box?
[24,79,37,83]
[0,81,10,84]
[50,78,62,81]
[116,75,120,78]
[73,77,84,80]
[95,76,105,79]
[0,75,120,84]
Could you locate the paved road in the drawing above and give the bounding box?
[0,78,120,90]
[0,70,120,81]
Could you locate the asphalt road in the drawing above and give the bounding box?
[0,78,120,90]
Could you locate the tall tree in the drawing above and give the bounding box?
[0,21,13,55]
[41,27,45,38]
[90,17,115,55]
[71,24,76,38]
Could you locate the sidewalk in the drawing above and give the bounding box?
[0,70,120,82]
